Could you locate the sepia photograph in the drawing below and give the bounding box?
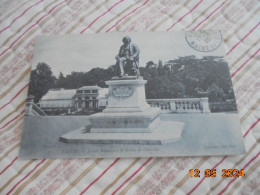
[20,31,245,159]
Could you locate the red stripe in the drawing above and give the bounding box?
[0,110,24,130]
[166,0,204,31]
[0,156,18,175]
[226,22,260,55]
[0,0,45,34]
[187,118,259,194]
[0,83,28,111]
[80,158,120,195]
[106,0,151,32]
[112,157,152,195]
[218,152,260,194]
[192,0,227,30]
[231,48,260,77]
[243,119,260,137]
[80,0,126,34]
[6,159,46,195]
[187,156,227,195]
[0,1,65,58]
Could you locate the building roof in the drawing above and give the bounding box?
[41,89,76,100]
[77,85,102,90]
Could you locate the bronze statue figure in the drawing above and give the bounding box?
[115,36,140,77]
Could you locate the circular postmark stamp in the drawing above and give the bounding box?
[185,30,222,52]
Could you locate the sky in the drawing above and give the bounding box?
[31,31,225,76]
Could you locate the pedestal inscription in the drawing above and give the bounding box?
[103,78,150,113]
[112,86,133,98]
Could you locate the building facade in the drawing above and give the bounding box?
[39,86,108,112]
[74,86,108,110]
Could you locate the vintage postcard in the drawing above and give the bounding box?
[20,31,245,159]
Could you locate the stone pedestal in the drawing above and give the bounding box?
[103,78,150,113]
[89,78,160,133]
[200,97,211,113]
[89,108,160,133]
[60,121,184,144]
[60,77,184,145]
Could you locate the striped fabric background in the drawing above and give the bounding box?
[0,0,259,194]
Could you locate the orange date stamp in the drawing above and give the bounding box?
[189,169,245,178]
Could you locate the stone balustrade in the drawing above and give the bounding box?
[25,102,47,116]
[146,97,211,113]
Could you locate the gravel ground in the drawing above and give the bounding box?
[19,113,245,159]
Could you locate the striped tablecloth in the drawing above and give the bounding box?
[0,0,259,194]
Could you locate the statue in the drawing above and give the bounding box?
[60,34,185,147]
[115,36,140,77]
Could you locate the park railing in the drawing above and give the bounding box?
[25,102,47,116]
[146,97,211,113]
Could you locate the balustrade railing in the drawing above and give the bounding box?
[25,102,47,116]
[146,97,210,113]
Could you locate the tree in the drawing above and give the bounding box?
[158,60,162,67]
[208,83,225,101]
[143,56,236,103]
[28,62,55,103]
[146,61,156,69]
[33,56,235,107]
[157,59,164,75]
[56,72,66,88]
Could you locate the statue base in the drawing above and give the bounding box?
[60,120,184,144]
[60,78,185,145]
[89,107,160,133]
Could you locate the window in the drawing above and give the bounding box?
[92,90,98,93]
[85,90,90,93]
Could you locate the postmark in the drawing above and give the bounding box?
[185,30,222,52]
